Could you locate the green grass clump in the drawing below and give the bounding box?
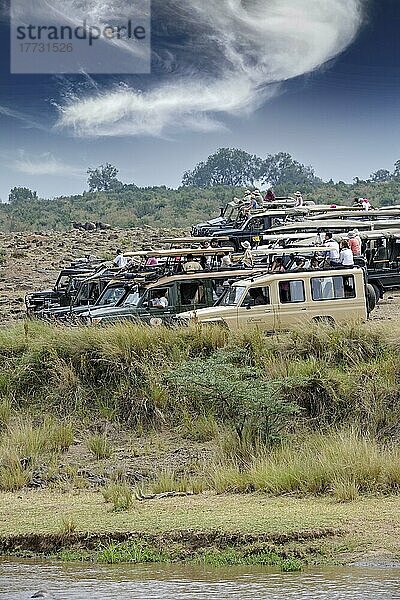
[196,547,303,570]
[0,417,74,491]
[102,483,133,512]
[97,541,169,564]
[87,434,113,459]
[181,414,219,442]
[0,449,30,491]
[59,515,77,534]
[150,469,201,495]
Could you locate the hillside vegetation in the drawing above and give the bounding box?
[1,180,400,232]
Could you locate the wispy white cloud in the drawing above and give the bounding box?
[57,0,365,137]
[9,152,84,177]
[0,105,48,131]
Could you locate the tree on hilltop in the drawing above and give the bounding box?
[369,169,391,183]
[258,152,320,187]
[182,148,262,187]
[392,160,400,180]
[87,163,122,192]
[182,148,320,188]
[8,187,38,204]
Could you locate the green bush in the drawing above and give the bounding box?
[87,434,113,460]
[102,483,133,511]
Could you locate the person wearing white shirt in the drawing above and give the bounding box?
[323,233,340,266]
[152,291,168,309]
[113,250,130,268]
[339,240,354,266]
[221,252,232,269]
[294,191,304,207]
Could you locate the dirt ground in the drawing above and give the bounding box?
[0,227,184,323]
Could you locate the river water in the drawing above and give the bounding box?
[1,560,400,600]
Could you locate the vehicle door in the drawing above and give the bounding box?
[177,280,209,312]
[384,238,400,288]
[236,285,278,332]
[276,278,308,328]
[307,273,365,323]
[238,217,264,246]
[141,285,176,324]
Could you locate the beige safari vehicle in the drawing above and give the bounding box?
[177,267,372,331]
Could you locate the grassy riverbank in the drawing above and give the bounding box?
[0,491,400,568]
[0,320,400,566]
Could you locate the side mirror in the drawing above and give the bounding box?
[246,299,256,310]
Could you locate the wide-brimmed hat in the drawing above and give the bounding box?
[241,241,251,249]
[295,191,302,196]
[347,230,356,239]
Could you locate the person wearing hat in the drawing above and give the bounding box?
[294,191,304,207]
[238,189,254,217]
[240,240,254,268]
[252,188,264,208]
[347,231,361,256]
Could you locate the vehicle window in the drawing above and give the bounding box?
[271,217,285,228]
[311,275,356,301]
[212,279,227,301]
[97,286,126,306]
[77,283,89,302]
[180,282,206,306]
[279,280,305,303]
[248,218,264,231]
[57,275,69,289]
[89,283,100,301]
[123,290,141,307]
[217,286,246,306]
[148,288,170,309]
[68,277,81,293]
[242,287,270,306]
[371,243,389,265]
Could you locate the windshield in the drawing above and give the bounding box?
[96,286,126,306]
[56,274,70,290]
[216,285,246,306]
[122,286,143,307]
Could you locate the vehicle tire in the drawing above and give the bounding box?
[366,283,377,314]
[312,316,335,326]
[371,283,382,303]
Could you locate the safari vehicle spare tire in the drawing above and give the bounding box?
[371,283,382,303]
[366,283,377,314]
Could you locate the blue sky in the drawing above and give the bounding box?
[0,0,399,201]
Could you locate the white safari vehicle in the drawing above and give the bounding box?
[177,267,374,331]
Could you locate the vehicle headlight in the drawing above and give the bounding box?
[90,317,103,325]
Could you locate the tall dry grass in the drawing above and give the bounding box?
[211,430,400,500]
[0,417,74,491]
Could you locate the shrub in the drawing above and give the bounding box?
[0,449,30,491]
[87,434,113,459]
[165,349,300,450]
[59,516,77,534]
[102,483,133,511]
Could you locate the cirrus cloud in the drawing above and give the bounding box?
[10,152,85,177]
[57,0,365,138]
